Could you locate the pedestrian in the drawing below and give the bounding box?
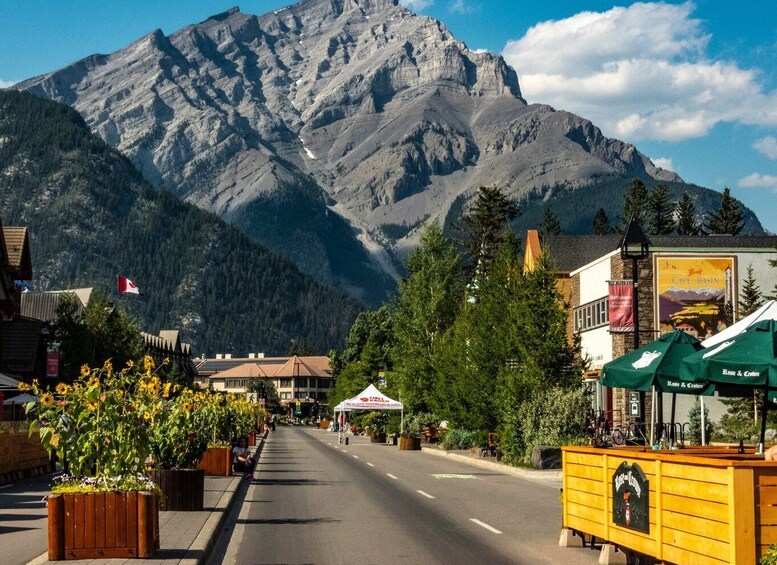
[232,437,255,480]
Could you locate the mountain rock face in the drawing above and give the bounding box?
[18,0,695,300]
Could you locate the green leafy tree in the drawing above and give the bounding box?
[247,379,281,414]
[390,224,463,413]
[705,187,744,235]
[648,183,674,235]
[675,193,702,235]
[53,290,144,379]
[592,208,611,235]
[457,186,520,280]
[740,264,765,317]
[620,178,649,231]
[541,208,562,236]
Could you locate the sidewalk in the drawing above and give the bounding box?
[22,434,266,565]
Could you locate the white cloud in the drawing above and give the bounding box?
[501,2,777,142]
[450,0,476,14]
[399,0,433,11]
[754,136,777,160]
[738,173,777,190]
[652,157,674,172]
[0,79,16,88]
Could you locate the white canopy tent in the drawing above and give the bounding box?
[335,384,403,444]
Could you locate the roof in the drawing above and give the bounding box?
[141,331,192,356]
[208,362,271,380]
[542,234,777,274]
[272,356,330,378]
[20,288,92,323]
[198,355,331,378]
[3,227,31,277]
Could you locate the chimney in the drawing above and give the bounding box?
[216,353,223,359]
[257,352,265,359]
[225,353,232,359]
[248,353,256,359]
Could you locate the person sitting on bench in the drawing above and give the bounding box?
[232,437,255,479]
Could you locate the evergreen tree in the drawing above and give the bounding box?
[288,338,311,356]
[705,187,744,235]
[687,397,713,445]
[457,186,520,280]
[675,192,702,235]
[647,183,674,235]
[740,264,764,317]
[247,379,281,414]
[620,178,649,231]
[390,224,464,413]
[592,208,611,235]
[541,208,562,236]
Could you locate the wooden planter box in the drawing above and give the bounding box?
[48,491,159,560]
[248,431,256,446]
[148,469,204,511]
[371,433,387,444]
[561,445,777,564]
[197,447,233,476]
[399,437,421,450]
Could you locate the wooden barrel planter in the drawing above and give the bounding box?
[197,447,233,477]
[398,437,421,450]
[48,491,159,560]
[247,431,257,446]
[371,433,387,444]
[148,469,204,511]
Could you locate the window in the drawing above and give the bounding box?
[280,392,291,400]
[280,378,292,388]
[573,297,609,333]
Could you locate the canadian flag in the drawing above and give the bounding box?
[117,275,142,296]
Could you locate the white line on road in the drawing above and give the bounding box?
[367,463,375,467]
[470,518,502,534]
[342,450,348,453]
[353,455,359,459]
[386,473,398,480]
[416,490,435,499]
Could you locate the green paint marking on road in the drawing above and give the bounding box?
[432,474,477,479]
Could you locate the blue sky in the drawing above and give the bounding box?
[2,0,777,232]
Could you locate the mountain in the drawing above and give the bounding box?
[0,89,362,355]
[15,0,765,301]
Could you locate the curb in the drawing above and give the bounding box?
[421,447,562,481]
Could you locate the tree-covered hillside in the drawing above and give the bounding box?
[0,90,362,355]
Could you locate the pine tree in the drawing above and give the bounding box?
[740,264,764,317]
[675,192,701,235]
[705,187,744,235]
[457,186,520,279]
[592,208,611,235]
[541,208,562,236]
[647,183,674,235]
[620,178,649,231]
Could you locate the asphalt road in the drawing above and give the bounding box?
[209,427,600,565]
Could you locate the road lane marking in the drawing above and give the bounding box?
[432,474,477,479]
[342,450,348,453]
[386,473,398,480]
[470,519,502,534]
[353,455,359,459]
[367,462,375,467]
[416,490,435,499]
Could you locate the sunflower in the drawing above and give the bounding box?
[17,382,30,392]
[80,364,90,378]
[182,401,193,413]
[143,411,152,421]
[103,359,113,378]
[163,382,172,398]
[86,398,99,412]
[147,378,161,396]
[55,383,70,396]
[87,376,100,388]
[40,392,55,408]
[143,355,155,372]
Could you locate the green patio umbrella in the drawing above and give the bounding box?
[601,330,712,445]
[679,319,777,449]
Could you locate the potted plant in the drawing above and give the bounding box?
[25,358,162,560]
[363,412,388,443]
[147,388,209,511]
[399,413,424,451]
[197,393,256,476]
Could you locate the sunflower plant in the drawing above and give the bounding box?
[147,388,209,470]
[24,356,163,491]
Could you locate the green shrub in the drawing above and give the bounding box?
[440,428,486,450]
[761,544,777,565]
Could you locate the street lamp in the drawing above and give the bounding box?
[620,216,651,435]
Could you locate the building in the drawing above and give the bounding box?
[526,230,777,427]
[197,354,333,416]
[141,330,197,385]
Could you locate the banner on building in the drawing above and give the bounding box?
[46,352,59,379]
[608,280,634,332]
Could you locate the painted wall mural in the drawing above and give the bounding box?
[654,256,737,339]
